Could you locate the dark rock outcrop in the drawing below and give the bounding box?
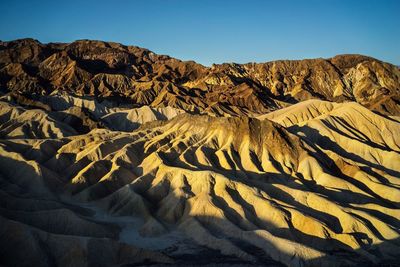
[1,39,399,116]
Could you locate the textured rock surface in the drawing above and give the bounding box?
[0,95,399,266]
[1,39,399,116]
[0,39,400,266]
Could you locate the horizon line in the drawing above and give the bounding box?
[2,37,399,67]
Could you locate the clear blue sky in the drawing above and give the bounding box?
[0,0,399,66]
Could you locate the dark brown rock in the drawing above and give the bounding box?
[1,39,399,116]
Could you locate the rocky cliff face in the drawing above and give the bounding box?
[1,38,399,116]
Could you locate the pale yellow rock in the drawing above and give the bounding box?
[0,98,399,266]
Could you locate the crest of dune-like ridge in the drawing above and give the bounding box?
[0,96,399,266]
[0,39,400,266]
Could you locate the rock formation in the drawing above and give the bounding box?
[0,39,399,266]
[1,39,399,116]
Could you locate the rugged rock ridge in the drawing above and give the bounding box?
[1,39,400,267]
[1,38,399,116]
[0,96,400,266]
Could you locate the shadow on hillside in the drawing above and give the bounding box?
[289,124,400,188]
[136,149,400,266]
[1,132,400,266]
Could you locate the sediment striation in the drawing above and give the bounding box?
[0,39,399,266]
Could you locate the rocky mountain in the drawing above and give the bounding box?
[0,39,400,267]
[1,38,400,116]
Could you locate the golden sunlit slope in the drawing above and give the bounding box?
[0,97,399,266]
[0,93,186,136]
